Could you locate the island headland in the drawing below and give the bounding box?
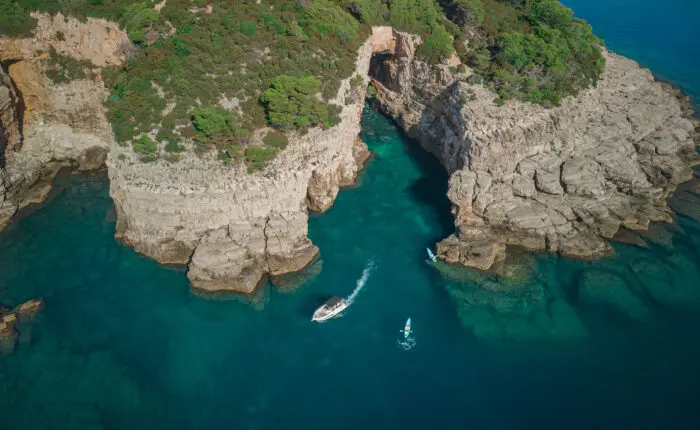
[1,1,698,294]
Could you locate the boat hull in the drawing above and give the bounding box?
[312,301,349,322]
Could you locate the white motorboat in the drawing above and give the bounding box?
[311,296,348,322]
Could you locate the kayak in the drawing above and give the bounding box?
[426,248,437,263]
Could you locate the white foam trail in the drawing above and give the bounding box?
[346,259,376,304]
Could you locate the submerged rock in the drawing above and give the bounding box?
[630,257,700,308]
[578,270,651,321]
[15,298,45,320]
[0,298,45,354]
[0,312,18,354]
[271,256,324,292]
[443,266,588,340]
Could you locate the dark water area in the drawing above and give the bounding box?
[1,1,700,429]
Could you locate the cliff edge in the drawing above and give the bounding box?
[0,13,128,229]
[107,37,374,293]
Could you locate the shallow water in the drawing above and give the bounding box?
[2,2,700,429]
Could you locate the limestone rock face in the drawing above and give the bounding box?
[1,67,21,152]
[374,30,699,271]
[0,14,120,230]
[0,12,129,67]
[107,37,375,293]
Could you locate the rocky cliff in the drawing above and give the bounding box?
[0,13,129,229]
[1,16,378,295]
[373,30,700,272]
[3,19,697,296]
[107,38,374,294]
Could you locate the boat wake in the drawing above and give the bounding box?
[346,259,376,305]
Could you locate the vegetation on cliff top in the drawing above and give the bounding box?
[1,0,366,170]
[43,46,96,84]
[339,0,604,107]
[445,0,605,106]
[2,0,604,166]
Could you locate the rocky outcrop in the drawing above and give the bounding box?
[107,38,374,293]
[373,30,700,272]
[2,18,375,295]
[1,66,21,155]
[0,13,123,230]
[0,298,44,354]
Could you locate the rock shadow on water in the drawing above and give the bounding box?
[365,106,455,241]
[402,139,455,239]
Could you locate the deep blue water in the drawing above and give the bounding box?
[562,0,700,101]
[1,2,700,429]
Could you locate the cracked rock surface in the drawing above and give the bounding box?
[373,31,700,272]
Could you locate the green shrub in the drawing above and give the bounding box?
[165,153,181,163]
[388,0,444,34]
[164,140,183,153]
[244,146,279,172]
[191,107,232,138]
[449,0,486,27]
[0,0,37,37]
[366,84,377,100]
[133,135,157,154]
[350,74,364,87]
[448,0,604,107]
[263,132,289,149]
[304,0,360,42]
[43,47,94,83]
[420,25,454,64]
[261,75,341,131]
[240,20,256,37]
[120,2,161,44]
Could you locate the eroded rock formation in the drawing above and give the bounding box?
[372,30,700,272]
[2,19,698,301]
[0,13,127,229]
[108,38,374,293]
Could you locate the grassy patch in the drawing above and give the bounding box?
[43,46,95,84]
[262,132,289,149]
[132,134,157,155]
[261,75,341,131]
[244,146,279,173]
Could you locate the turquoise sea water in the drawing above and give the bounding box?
[1,2,700,429]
